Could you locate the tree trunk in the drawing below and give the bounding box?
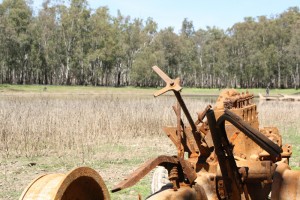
[0,61,3,84]
[66,57,70,85]
[193,68,197,87]
[277,62,281,88]
[115,63,121,87]
[284,75,288,89]
[12,68,15,84]
[296,63,299,89]
[44,66,48,85]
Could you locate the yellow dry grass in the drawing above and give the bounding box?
[0,92,299,199]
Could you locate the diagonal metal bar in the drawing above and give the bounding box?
[217,109,282,160]
[111,155,178,193]
[152,66,212,158]
[195,105,212,125]
[152,65,173,84]
[206,109,243,200]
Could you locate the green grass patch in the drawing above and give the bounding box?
[110,175,152,200]
[0,84,45,92]
[0,84,158,95]
[292,166,300,170]
[1,84,298,96]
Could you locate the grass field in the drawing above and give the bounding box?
[0,86,299,199]
[0,84,299,95]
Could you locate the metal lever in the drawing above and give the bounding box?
[152,66,196,132]
[152,66,182,97]
[152,66,212,159]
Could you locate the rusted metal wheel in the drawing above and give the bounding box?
[19,167,110,200]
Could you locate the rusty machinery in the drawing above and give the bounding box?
[21,66,300,200]
[111,66,300,200]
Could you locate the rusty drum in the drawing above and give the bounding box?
[19,167,110,200]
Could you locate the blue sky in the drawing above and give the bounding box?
[6,0,300,32]
[88,0,299,32]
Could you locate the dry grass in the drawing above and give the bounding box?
[0,93,188,199]
[0,94,177,157]
[0,92,299,199]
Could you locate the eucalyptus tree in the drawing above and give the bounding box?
[131,20,165,87]
[0,0,32,84]
[0,2,5,83]
[193,29,208,87]
[129,17,162,86]
[276,7,300,88]
[123,17,146,85]
[252,16,272,88]
[198,27,228,88]
[30,0,63,84]
[57,0,91,85]
[110,11,128,86]
[287,18,300,89]
[110,13,159,86]
[88,6,113,85]
[178,18,198,86]
[154,27,181,80]
[228,17,262,88]
[131,43,165,87]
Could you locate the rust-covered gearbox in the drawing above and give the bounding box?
[21,66,300,200]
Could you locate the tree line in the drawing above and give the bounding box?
[0,0,299,89]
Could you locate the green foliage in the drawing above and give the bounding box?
[0,2,299,88]
[0,0,32,84]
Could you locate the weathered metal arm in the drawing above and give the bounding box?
[152,66,198,133]
[152,66,211,158]
[195,105,212,125]
[217,109,282,160]
[206,109,243,200]
[111,155,197,193]
[111,156,178,193]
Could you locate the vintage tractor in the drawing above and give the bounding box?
[20,66,300,200]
